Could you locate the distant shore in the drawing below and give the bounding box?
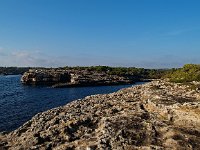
[20,68,158,88]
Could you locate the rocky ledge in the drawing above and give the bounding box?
[1,80,200,149]
[21,69,135,88]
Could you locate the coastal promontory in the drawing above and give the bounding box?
[20,68,134,87]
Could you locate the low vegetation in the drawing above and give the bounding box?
[0,67,30,75]
[165,64,200,83]
[4,64,200,84]
[63,66,168,79]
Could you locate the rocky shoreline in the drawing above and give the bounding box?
[21,69,137,88]
[1,80,200,149]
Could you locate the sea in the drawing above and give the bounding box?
[0,75,144,132]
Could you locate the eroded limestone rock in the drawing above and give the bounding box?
[21,69,134,87]
[1,80,200,149]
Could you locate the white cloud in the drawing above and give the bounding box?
[0,50,106,67]
[0,50,60,67]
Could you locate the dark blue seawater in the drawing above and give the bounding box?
[0,75,144,132]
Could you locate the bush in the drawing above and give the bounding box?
[166,64,200,82]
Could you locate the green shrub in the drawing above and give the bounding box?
[166,64,200,83]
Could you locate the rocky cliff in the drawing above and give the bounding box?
[1,80,200,149]
[21,69,135,87]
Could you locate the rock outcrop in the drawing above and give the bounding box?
[21,69,135,87]
[1,80,200,149]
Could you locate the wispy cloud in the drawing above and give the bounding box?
[0,50,61,67]
[0,47,6,56]
[164,27,200,36]
[0,49,199,68]
[0,49,120,67]
[132,54,200,69]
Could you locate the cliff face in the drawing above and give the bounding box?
[1,80,200,149]
[21,69,134,87]
[21,69,71,85]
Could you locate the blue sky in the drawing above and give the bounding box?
[0,0,200,68]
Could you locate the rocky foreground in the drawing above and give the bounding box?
[1,80,200,150]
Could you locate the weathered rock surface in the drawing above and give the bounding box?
[1,80,200,149]
[21,69,135,87]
